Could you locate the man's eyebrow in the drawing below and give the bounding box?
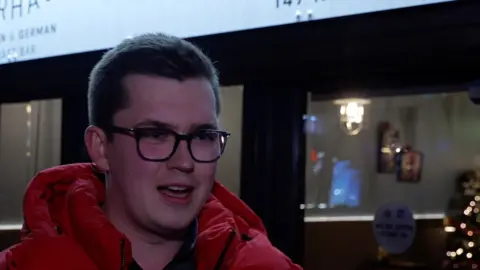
[134,119,175,129]
[192,123,218,131]
[134,119,218,131]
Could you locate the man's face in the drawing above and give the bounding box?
[106,74,218,233]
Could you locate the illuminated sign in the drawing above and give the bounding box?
[0,0,453,64]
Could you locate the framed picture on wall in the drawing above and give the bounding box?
[396,147,424,183]
[377,122,401,174]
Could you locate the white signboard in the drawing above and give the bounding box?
[0,0,453,65]
[373,202,416,254]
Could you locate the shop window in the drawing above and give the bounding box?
[304,91,479,221]
[216,86,243,196]
[0,99,62,228]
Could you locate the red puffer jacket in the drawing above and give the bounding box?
[0,163,301,270]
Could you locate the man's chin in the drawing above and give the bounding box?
[150,216,195,237]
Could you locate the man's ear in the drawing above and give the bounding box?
[85,125,110,172]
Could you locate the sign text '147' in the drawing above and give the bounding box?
[276,0,322,8]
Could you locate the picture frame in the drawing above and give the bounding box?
[396,147,423,183]
[377,122,401,174]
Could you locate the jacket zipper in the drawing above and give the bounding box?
[120,239,126,270]
[213,229,236,270]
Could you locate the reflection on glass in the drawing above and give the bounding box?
[216,86,243,196]
[304,92,480,220]
[329,159,361,208]
[0,99,62,226]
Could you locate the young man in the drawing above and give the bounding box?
[0,33,302,270]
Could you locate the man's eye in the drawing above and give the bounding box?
[195,132,217,141]
[140,129,170,139]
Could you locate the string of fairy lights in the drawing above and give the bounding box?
[444,195,480,268]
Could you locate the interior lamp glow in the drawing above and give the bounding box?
[333,98,371,136]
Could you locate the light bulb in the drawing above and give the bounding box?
[445,226,456,232]
[333,98,370,136]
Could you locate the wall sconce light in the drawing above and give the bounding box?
[333,98,371,136]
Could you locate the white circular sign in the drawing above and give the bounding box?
[373,202,416,254]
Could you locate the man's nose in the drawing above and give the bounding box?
[166,140,194,173]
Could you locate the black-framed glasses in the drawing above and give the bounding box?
[106,126,230,163]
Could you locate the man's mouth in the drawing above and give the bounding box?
[157,185,194,204]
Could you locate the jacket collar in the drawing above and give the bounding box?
[21,163,267,270]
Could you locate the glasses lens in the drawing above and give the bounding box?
[136,129,227,162]
[190,131,226,162]
[138,130,176,161]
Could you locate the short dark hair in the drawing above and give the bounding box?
[88,33,220,137]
